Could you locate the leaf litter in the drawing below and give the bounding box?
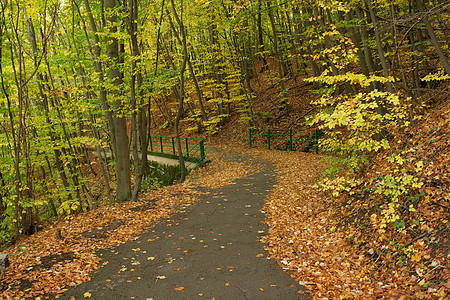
[0,151,248,299]
[250,111,449,300]
[2,136,447,299]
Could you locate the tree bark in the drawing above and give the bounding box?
[105,0,131,202]
[364,0,395,93]
[82,0,116,151]
[170,0,187,181]
[416,0,450,75]
[267,1,288,110]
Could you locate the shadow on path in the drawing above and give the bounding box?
[62,148,309,299]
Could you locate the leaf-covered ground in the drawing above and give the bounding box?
[1,137,448,299]
[1,150,248,299]
[251,104,449,299]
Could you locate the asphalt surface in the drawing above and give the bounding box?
[62,149,309,299]
[146,154,198,170]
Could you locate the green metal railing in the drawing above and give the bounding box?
[148,135,206,173]
[249,128,320,154]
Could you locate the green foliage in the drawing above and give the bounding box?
[203,114,229,135]
[421,70,450,82]
[141,162,181,192]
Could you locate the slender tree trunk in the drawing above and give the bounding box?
[26,17,75,204]
[207,6,226,119]
[187,48,208,123]
[257,0,268,72]
[105,0,131,202]
[128,0,151,201]
[355,5,381,92]
[364,0,395,93]
[70,1,113,202]
[0,22,22,238]
[166,12,207,128]
[309,4,339,77]
[81,0,116,151]
[346,10,370,77]
[408,31,423,101]
[267,1,288,109]
[170,0,187,181]
[416,0,450,75]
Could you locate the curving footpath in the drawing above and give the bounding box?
[62,148,309,299]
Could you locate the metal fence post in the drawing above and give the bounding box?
[171,137,175,155]
[314,129,319,154]
[160,136,163,153]
[249,128,252,148]
[200,139,205,161]
[149,135,153,152]
[289,128,293,151]
[185,138,189,158]
[267,129,271,150]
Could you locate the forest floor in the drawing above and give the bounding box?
[1,141,448,299]
[58,147,309,300]
[1,145,313,299]
[1,64,448,298]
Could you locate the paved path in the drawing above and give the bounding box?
[96,151,199,170]
[146,154,198,170]
[63,149,308,299]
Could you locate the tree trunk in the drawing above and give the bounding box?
[416,0,450,75]
[170,0,187,182]
[82,0,116,151]
[364,0,395,93]
[105,0,131,202]
[267,1,288,110]
[70,1,113,202]
[257,0,268,72]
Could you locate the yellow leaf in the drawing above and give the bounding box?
[415,161,424,172]
[411,253,421,262]
[83,292,92,298]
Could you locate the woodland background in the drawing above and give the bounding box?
[0,0,449,298]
